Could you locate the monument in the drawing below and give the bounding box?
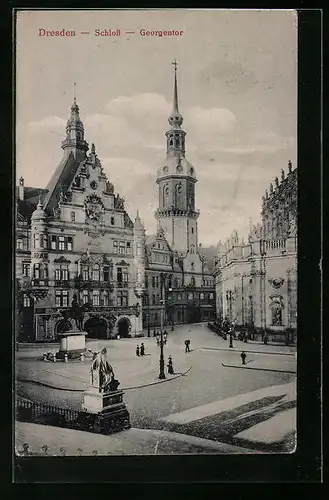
[55,298,87,359]
[81,347,131,434]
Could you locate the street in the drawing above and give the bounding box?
[16,323,296,453]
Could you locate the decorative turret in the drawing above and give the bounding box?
[18,177,24,201]
[281,169,285,182]
[61,87,89,160]
[288,160,292,174]
[31,195,49,285]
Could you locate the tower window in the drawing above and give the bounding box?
[169,140,173,146]
[71,211,75,222]
[190,167,194,175]
[191,227,194,234]
[23,294,31,308]
[111,217,115,225]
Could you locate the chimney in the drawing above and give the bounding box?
[18,177,24,200]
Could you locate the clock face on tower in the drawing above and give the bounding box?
[84,194,104,223]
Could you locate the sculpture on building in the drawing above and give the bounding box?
[114,194,125,209]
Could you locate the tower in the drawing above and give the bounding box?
[30,197,49,284]
[155,61,199,255]
[61,90,89,161]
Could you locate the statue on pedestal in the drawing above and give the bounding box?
[90,347,115,393]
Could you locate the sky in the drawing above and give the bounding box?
[16,9,297,246]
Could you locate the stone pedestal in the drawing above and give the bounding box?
[56,330,86,359]
[81,387,131,434]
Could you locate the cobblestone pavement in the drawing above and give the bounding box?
[15,323,296,453]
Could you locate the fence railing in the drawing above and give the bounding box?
[16,394,130,435]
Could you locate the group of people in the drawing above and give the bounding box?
[136,343,145,357]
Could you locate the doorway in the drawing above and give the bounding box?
[117,317,131,338]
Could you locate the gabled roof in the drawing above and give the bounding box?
[43,152,81,213]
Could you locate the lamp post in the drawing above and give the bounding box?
[168,287,174,331]
[158,274,166,379]
[226,290,234,348]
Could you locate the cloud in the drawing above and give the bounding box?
[28,116,66,134]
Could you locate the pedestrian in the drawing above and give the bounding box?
[167,355,174,374]
[136,345,140,357]
[164,333,167,345]
[241,351,247,365]
[140,343,145,356]
[184,339,190,353]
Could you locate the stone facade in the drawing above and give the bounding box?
[142,65,216,330]
[16,100,143,342]
[214,163,297,342]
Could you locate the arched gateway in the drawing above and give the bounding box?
[116,317,131,338]
[84,316,108,339]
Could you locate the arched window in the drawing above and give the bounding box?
[200,293,205,300]
[191,277,195,286]
[163,184,170,207]
[191,262,194,271]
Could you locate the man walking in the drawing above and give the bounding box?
[136,345,140,357]
[140,343,145,356]
[184,339,191,353]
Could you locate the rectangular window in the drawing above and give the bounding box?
[103,291,109,307]
[58,236,65,251]
[55,290,68,307]
[54,268,61,281]
[93,290,100,306]
[119,241,125,254]
[152,276,155,288]
[67,237,73,251]
[82,290,89,304]
[152,294,156,305]
[117,291,128,307]
[122,269,129,283]
[145,276,148,288]
[22,262,30,277]
[34,264,40,279]
[62,291,68,307]
[82,267,89,281]
[92,265,100,281]
[126,241,131,253]
[61,266,69,281]
[117,267,122,283]
[43,264,48,279]
[71,212,75,222]
[51,235,57,250]
[33,234,40,249]
[111,217,115,226]
[113,241,118,253]
[156,276,159,288]
[103,266,109,282]
[17,239,23,250]
[55,291,61,308]
[23,294,30,308]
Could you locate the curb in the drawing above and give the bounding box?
[221,363,296,374]
[199,347,296,357]
[17,365,192,393]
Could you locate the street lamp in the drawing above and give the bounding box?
[168,287,174,331]
[158,274,166,379]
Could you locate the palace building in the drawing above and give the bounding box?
[142,64,216,330]
[214,162,297,342]
[16,98,144,341]
[15,65,216,342]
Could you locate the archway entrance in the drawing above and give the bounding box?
[117,317,131,338]
[84,317,108,339]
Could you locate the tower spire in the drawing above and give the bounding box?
[172,59,179,114]
[168,60,183,129]
[73,81,76,104]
